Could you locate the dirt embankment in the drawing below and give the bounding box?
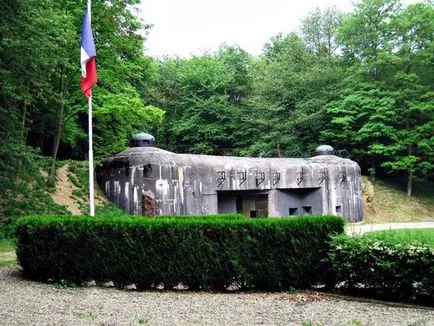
[50,163,107,215]
[362,176,434,223]
[51,164,81,215]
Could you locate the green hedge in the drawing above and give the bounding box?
[16,215,344,290]
[329,235,434,303]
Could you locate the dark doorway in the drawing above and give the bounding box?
[218,191,269,217]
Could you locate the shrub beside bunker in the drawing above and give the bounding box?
[329,234,434,304]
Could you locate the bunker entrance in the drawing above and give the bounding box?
[217,191,268,218]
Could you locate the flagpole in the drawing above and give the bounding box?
[88,95,95,216]
[87,0,95,217]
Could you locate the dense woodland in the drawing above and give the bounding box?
[0,0,433,216]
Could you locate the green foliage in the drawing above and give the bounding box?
[301,6,343,56]
[15,215,344,290]
[0,151,69,220]
[53,279,78,289]
[0,238,15,252]
[137,316,150,325]
[149,49,252,155]
[0,106,63,218]
[94,203,130,217]
[0,238,17,267]
[328,0,434,194]
[329,234,434,303]
[241,32,345,158]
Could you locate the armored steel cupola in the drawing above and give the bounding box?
[130,132,156,147]
[315,145,335,156]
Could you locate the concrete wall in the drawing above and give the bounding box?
[97,146,363,222]
[268,188,322,217]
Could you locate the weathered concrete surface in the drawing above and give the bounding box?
[97,147,363,222]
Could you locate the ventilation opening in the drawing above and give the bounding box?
[302,206,312,214]
[289,208,298,215]
[143,163,152,177]
[250,210,257,218]
[336,205,342,213]
[236,196,243,214]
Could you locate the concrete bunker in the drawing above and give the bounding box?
[97,136,363,222]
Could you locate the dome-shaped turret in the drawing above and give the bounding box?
[130,132,156,147]
[315,144,335,156]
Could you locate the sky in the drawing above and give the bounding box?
[137,0,419,58]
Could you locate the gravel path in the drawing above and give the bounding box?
[0,268,433,326]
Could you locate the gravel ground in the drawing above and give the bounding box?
[0,269,433,326]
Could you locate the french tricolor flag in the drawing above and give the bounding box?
[80,3,97,98]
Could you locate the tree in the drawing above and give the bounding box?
[244,32,345,158]
[327,0,434,195]
[300,6,343,56]
[146,45,253,155]
[0,0,163,172]
[170,55,237,154]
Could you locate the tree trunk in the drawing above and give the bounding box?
[17,102,28,173]
[407,169,413,197]
[49,69,66,182]
[406,119,413,197]
[370,160,376,182]
[21,102,28,143]
[49,101,64,182]
[276,139,281,158]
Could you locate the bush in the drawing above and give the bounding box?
[0,216,19,240]
[329,235,434,303]
[15,215,344,290]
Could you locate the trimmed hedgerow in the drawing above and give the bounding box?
[329,235,434,303]
[15,215,344,290]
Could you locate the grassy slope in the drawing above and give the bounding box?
[362,176,434,223]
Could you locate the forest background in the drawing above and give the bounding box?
[0,0,433,217]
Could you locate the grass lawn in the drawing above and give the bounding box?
[367,228,434,246]
[0,238,17,268]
